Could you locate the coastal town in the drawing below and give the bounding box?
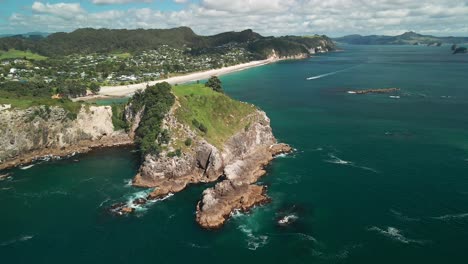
[0,44,252,89]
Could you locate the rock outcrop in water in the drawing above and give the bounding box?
[130,99,291,228]
[0,105,132,170]
[347,88,400,94]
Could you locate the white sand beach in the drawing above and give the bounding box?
[76,58,276,100]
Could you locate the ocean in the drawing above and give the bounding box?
[1,45,468,263]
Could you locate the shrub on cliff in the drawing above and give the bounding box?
[111,103,129,131]
[205,76,223,93]
[130,82,175,157]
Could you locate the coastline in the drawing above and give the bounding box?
[0,135,133,171]
[75,58,277,100]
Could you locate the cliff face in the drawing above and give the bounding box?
[131,101,291,228]
[0,105,131,169]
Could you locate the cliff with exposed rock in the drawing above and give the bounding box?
[0,105,132,170]
[124,84,292,229]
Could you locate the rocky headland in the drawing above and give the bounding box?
[1,81,293,230]
[0,105,132,170]
[117,83,293,228]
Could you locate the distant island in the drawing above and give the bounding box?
[334,31,468,45]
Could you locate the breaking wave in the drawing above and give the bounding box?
[368,226,427,244]
[431,212,468,221]
[238,225,269,250]
[19,164,35,170]
[124,179,133,187]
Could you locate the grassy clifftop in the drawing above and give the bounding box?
[173,84,256,148]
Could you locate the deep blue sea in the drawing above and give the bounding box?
[1,45,468,263]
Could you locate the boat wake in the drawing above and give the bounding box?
[325,153,379,173]
[368,226,427,245]
[306,66,358,81]
[431,212,468,221]
[1,235,34,247]
[390,209,420,222]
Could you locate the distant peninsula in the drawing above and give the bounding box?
[334,31,468,45]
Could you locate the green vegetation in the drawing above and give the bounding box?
[173,83,256,148]
[113,52,132,59]
[184,138,192,146]
[0,27,334,59]
[130,82,175,157]
[205,76,223,93]
[0,81,81,118]
[0,49,47,60]
[111,103,129,131]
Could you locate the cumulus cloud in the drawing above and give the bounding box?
[91,0,152,5]
[5,0,468,36]
[200,0,296,14]
[31,2,85,18]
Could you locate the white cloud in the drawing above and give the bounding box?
[5,0,468,36]
[91,0,153,4]
[200,0,296,14]
[31,2,85,18]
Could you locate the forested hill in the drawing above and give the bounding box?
[0,27,335,58]
[334,31,468,45]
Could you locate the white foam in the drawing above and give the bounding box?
[390,209,420,222]
[326,153,352,165]
[20,164,34,170]
[278,214,298,225]
[389,95,401,99]
[98,198,110,208]
[431,212,468,221]
[1,235,34,246]
[124,179,133,187]
[307,66,358,81]
[325,153,379,173]
[368,226,426,244]
[238,225,269,250]
[187,242,209,249]
[230,209,245,218]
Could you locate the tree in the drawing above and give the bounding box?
[90,83,100,94]
[205,76,223,93]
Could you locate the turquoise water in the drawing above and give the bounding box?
[1,45,468,263]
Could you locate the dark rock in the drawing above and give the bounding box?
[133,198,147,206]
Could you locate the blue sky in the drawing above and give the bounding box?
[1,0,468,37]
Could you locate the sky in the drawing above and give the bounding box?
[0,0,467,37]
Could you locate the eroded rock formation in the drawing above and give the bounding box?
[131,104,292,228]
[0,105,132,170]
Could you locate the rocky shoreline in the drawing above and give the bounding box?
[112,105,293,229]
[196,143,292,229]
[0,134,133,171]
[0,105,133,171]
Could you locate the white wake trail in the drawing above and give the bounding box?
[306,65,358,80]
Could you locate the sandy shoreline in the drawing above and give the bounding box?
[75,58,275,101]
